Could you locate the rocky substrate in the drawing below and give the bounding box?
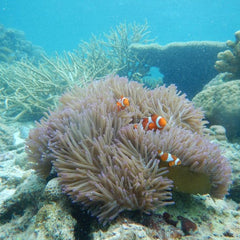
[0,121,239,240]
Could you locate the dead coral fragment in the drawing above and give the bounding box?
[215,30,240,79]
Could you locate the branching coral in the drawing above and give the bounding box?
[50,22,153,84]
[0,57,91,121]
[215,30,240,79]
[0,46,14,63]
[103,22,153,80]
[26,75,231,224]
[0,22,153,121]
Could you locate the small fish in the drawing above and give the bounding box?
[134,114,167,131]
[116,96,130,111]
[157,150,181,167]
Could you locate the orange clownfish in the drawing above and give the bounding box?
[157,150,181,167]
[134,114,167,131]
[116,96,130,111]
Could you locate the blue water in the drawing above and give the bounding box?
[0,0,239,54]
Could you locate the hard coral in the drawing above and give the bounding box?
[26,75,231,224]
[193,79,240,140]
[215,30,240,80]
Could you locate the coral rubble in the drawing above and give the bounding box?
[26,75,231,225]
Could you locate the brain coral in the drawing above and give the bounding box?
[26,75,231,224]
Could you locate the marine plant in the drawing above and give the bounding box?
[215,30,240,80]
[26,75,231,225]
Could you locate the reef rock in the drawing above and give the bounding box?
[130,41,227,98]
[33,202,76,240]
[193,79,240,141]
[26,75,231,226]
[216,140,240,203]
[0,24,45,63]
[204,125,228,142]
[92,220,183,240]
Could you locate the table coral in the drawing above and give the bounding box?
[26,75,231,225]
[130,41,226,98]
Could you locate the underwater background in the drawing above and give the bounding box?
[0,0,240,54]
[0,1,240,240]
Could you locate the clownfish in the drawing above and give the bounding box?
[116,96,130,111]
[134,114,167,131]
[157,150,181,167]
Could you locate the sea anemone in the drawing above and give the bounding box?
[26,75,231,224]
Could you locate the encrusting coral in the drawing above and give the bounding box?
[26,75,231,224]
[215,30,240,80]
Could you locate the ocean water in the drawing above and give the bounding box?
[0,0,239,54]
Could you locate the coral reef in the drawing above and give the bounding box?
[0,55,96,121]
[0,138,76,240]
[130,41,227,98]
[205,125,228,142]
[216,140,240,203]
[193,79,240,141]
[0,120,239,238]
[0,60,59,121]
[91,194,240,239]
[215,30,240,80]
[92,220,183,240]
[52,22,152,82]
[0,22,153,121]
[0,118,15,152]
[26,75,231,225]
[34,202,76,240]
[103,22,153,81]
[0,24,45,63]
[0,46,14,63]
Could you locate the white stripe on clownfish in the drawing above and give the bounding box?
[156,116,163,129]
[133,114,167,131]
